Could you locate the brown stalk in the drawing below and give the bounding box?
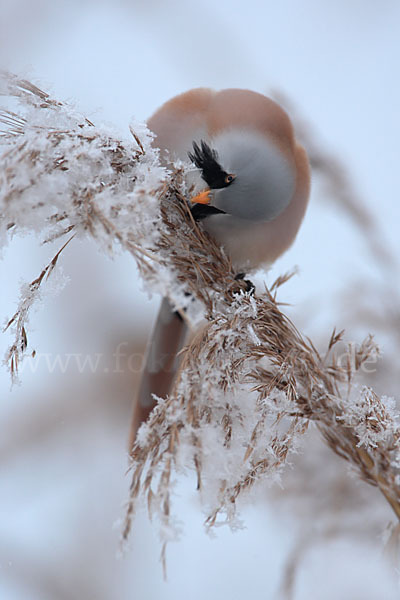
[124,180,400,541]
[1,72,398,546]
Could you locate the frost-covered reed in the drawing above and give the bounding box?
[1,72,399,570]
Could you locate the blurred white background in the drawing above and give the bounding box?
[1,1,400,598]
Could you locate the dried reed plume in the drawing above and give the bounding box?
[1,72,399,569]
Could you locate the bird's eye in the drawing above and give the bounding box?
[225,173,236,184]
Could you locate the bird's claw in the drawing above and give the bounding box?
[234,272,255,294]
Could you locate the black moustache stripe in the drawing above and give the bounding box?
[190,204,226,221]
[188,140,228,189]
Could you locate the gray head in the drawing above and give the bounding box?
[189,128,296,222]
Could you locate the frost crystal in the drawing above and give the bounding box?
[2,73,400,562]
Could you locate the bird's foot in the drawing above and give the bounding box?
[234,272,255,294]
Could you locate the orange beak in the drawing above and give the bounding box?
[190,188,211,205]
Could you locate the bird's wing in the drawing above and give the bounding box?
[147,87,215,162]
[128,297,187,452]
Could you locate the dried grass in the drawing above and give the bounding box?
[124,185,400,561]
[1,72,399,570]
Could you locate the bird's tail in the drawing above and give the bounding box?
[128,297,188,453]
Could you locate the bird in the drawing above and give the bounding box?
[128,88,310,451]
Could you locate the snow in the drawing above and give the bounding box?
[1,1,400,599]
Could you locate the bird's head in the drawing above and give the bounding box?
[189,128,296,222]
[188,140,237,192]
